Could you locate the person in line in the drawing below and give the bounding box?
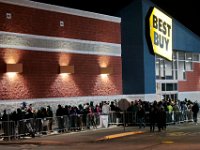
[192,102,199,125]
[100,101,111,128]
[157,107,166,132]
[46,106,53,132]
[149,105,157,132]
[137,106,145,129]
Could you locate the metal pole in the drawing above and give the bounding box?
[123,110,125,132]
[123,99,125,132]
[8,113,10,141]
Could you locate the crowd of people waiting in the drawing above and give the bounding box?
[126,98,199,132]
[0,98,199,140]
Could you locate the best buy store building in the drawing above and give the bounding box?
[121,0,200,102]
[0,0,200,109]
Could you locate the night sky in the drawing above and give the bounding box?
[31,0,200,37]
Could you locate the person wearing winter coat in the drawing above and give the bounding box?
[192,102,199,124]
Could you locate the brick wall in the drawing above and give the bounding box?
[0,2,122,101]
[0,49,122,100]
[0,2,120,43]
[178,63,200,92]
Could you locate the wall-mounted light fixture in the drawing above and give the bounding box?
[100,67,113,75]
[6,13,12,19]
[6,63,23,73]
[60,20,64,27]
[60,65,74,74]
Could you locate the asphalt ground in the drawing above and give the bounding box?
[0,125,143,145]
[1,122,200,150]
[0,122,199,146]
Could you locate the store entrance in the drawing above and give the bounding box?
[156,81,178,101]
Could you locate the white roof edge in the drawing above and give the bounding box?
[0,0,121,23]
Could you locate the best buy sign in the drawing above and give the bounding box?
[149,7,172,61]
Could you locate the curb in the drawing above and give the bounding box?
[96,131,145,141]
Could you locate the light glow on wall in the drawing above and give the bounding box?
[1,73,31,99]
[98,56,110,68]
[59,53,71,66]
[6,72,18,80]
[60,73,70,78]
[92,75,120,95]
[100,74,109,78]
[49,74,81,97]
[198,78,200,89]
[3,49,21,64]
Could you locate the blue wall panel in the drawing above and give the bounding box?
[121,0,145,94]
[173,20,200,52]
[142,0,156,94]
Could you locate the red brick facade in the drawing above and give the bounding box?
[178,63,200,92]
[0,2,122,100]
[0,49,122,100]
[0,3,120,44]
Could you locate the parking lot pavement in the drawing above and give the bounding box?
[0,122,198,145]
[0,125,147,145]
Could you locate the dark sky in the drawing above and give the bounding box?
[31,0,200,37]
